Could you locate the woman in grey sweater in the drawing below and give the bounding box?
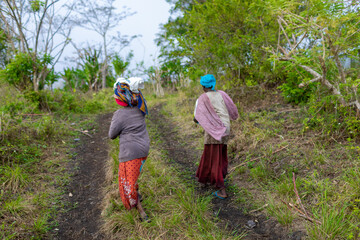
[108,79,150,221]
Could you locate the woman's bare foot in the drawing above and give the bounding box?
[136,200,149,222]
[217,188,227,198]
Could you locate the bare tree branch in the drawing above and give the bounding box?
[1,0,74,91]
[4,0,30,52]
[74,0,136,89]
[277,16,292,49]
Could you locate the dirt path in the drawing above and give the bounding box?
[147,104,305,240]
[54,113,112,240]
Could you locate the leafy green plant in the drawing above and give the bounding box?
[81,48,102,91]
[0,52,34,91]
[271,0,360,115]
[278,67,318,104]
[112,52,133,78]
[0,52,53,92]
[83,99,105,113]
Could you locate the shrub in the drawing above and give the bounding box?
[278,70,317,104]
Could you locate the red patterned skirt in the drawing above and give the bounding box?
[118,156,147,210]
[196,144,228,189]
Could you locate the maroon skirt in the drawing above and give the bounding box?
[196,144,228,188]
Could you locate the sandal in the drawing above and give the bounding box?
[140,214,150,223]
[138,193,143,202]
[212,190,228,200]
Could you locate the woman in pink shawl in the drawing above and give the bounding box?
[194,74,238,199]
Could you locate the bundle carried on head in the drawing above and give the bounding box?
[113,77,148,115]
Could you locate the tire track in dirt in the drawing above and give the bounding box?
[148,104,305,240]
[54,113,112,240]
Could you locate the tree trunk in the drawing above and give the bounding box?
[102,34,107,89]
[33,71,39,92]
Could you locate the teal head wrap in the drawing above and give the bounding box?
[200,74,216,90]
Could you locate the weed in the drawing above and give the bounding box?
[3,196,29,216]
[228,185,254,208]
[32,214,50,237]
[1,165,29,193]
[249,161,272,182]
[307,203,352,240]
[344,168,360,199]
[299,172,335,202]
[0,222,17,240]
[274,173,302,198]
[267,196,294,226]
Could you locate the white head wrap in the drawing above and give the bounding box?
[128,77,144,93]
[113,77,144,93]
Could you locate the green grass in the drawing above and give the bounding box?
[32,214,50,237]
[3,196,28,216]
[307,203,352,240]
[266,196,295,226]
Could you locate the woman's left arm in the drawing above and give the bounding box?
[108,112,123,139]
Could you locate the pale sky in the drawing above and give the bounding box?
[57,0,171,80]
[117,0,171,67]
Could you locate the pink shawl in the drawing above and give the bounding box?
[195,90,239,141]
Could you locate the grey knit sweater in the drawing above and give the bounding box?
[108,107,150,163]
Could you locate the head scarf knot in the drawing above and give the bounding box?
[200,74,216,90]
[114,78,148,115]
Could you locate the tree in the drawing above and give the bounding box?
[61,67,87,92]
[80,48,102,91]
[112,51,133,78]
[270,0,360,111]
[0,0,74,91]
[0,22,9,67]
[146,66,164,97]
[156,0,202,86]
[0,52,35,91]
[74,0,137,89]
[157,0,282,89]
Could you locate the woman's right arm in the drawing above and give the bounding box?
[108,111,123,139]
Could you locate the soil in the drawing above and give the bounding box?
[53,113,112,240]
[53,104,306,239]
